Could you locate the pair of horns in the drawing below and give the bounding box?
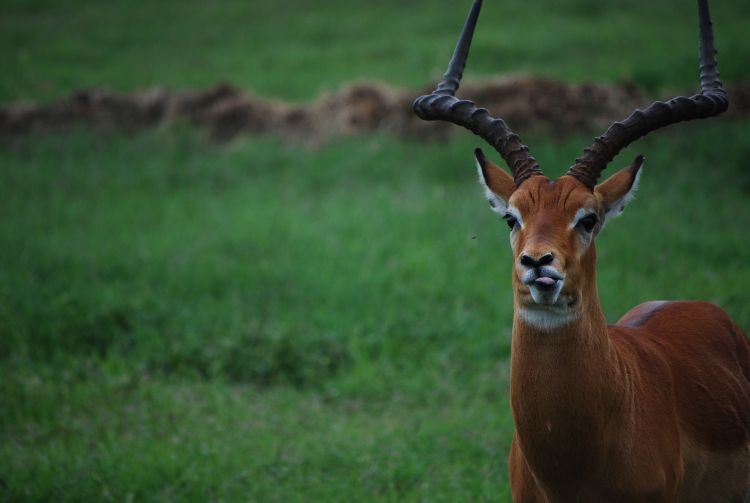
[413,0,728,190]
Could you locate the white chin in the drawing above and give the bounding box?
[521,282,578,331]
[518,306,578,331]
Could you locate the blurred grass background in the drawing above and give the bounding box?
[3,0,750,103]
[1,0,749,501]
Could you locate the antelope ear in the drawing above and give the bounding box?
[475,148,515,215]
[594,155,644,222]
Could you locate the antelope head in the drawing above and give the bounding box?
[413,0,727,331]
[475,151,645,329]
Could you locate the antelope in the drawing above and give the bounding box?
[413,0,749,500]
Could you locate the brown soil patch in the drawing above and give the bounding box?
[2,77,749,144]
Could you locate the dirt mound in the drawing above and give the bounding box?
[2,77,749,144]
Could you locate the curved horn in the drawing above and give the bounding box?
[412,0,543,187]
[567,0,728,190]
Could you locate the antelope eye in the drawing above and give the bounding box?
[503,213,518,231]
[577,214,598,233]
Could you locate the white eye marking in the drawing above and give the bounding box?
[506,206,523,228]
[569,208,589,229]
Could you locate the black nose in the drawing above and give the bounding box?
[520,253,554,269]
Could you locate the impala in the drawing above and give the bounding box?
[413,0,749,500]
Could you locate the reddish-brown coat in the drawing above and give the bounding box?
[482,173,750,502]
[614,301,750,452]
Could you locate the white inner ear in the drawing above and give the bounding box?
[476,160,508,215]
[604,167,642,222]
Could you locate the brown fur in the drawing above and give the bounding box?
[481,166,750,502]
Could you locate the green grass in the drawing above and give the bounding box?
[3,376,515,501]
[2,122,749,501]
[2,0,750,500]
[1,0,749,103]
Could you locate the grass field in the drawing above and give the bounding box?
[3,0,750,103]
[2,0,749,501]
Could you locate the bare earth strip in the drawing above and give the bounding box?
[2,76,749,143]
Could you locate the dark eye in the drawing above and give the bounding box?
[503,213,518,231]
[577,214,598,233]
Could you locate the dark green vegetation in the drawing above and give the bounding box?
[3,0,750,103]
[2,0,749,501]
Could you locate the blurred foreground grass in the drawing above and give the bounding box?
[2,0,750,500]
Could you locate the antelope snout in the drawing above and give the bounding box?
[519,252,562,284]
[519,251,565,305]
[519,252,554,269]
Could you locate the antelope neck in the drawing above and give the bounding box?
[508,250,638,486]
